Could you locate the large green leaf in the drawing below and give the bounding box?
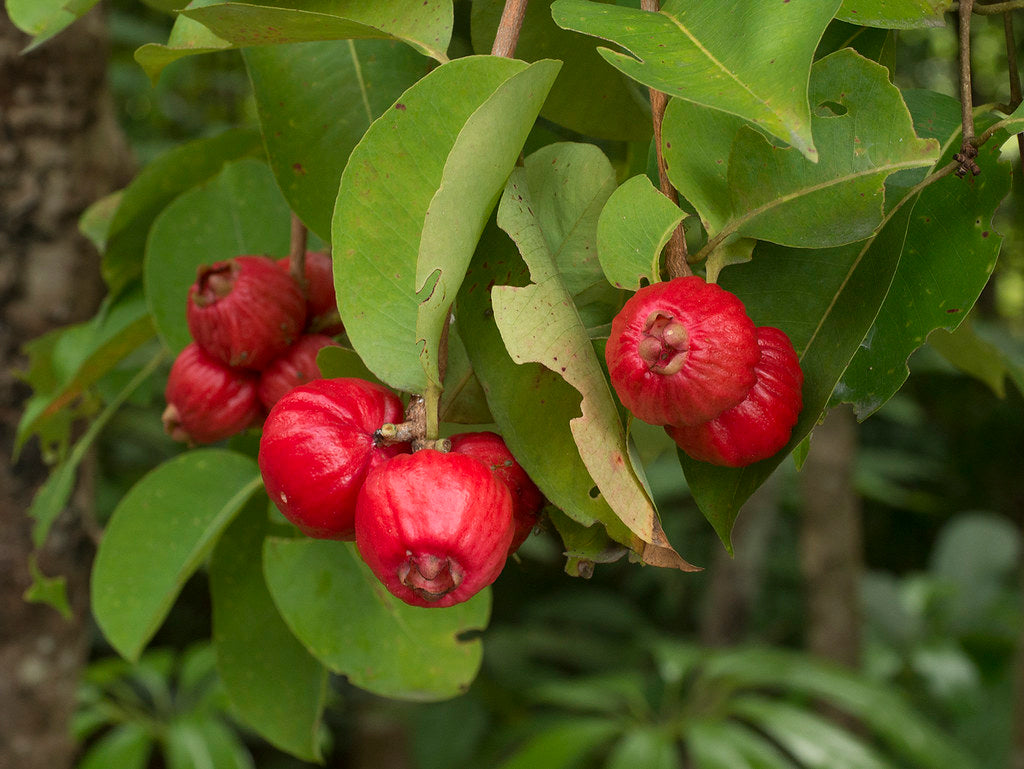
[209,502,327,762]
[838,92,1012,417]
[551,0,841,160]
[263,538,489,701]
[492,166,694,570]
[91,450,262,661]
[332,56,559,394]
[837,0,950,29]
[136,0,451,81]
[102,129,263,294]
[664,49,939,258]
[144,158,292,355]
[245,39,430,241]
[471,0,651,141]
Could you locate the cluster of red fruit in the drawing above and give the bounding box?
[257,378,544,609]
[162,253,342,445]
[605,276,803,468]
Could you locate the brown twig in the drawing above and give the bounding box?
[955,0,982,177]
[951,0,1024,13]
[1003,12,1024,177]
[641,0,691,279]
[491,0,529,58]
[288,212,308,293]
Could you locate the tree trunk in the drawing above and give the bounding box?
[799,406,864,669]
[0,9,132,769]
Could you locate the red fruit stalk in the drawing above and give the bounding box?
[449,431,543,553]
[355,450,514,608]
[258,378,409,540]
[162,343,262,445]
[278,251,343,335]
[257,333,341,409]
[666,326,803,467]
[605,276,760,426]
[187,255,307,370]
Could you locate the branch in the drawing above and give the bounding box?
[955,0,982,177]
[641,0,691,279]
[951,0,1024,13]
[491,0,529,58]
[1003,12,1024,177]
[288,212,308,293]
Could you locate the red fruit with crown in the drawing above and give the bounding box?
[449,431,543,553]
[257,333,341,409]
[355,450,514,608]
[187,255,306,370]
[258,378,409,540]
[604,276,760,426]
[277,251,344,335]
[162,343,262,445]
[666,326,803,467]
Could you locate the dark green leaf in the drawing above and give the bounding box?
[495,717,621,769]
[210,501,327,762]
[605,728,680,769]
[928,321,1010,397]
[685,721,793,769]
[263,538,489,701]
[92,450,262,661]
[837,0,949,29]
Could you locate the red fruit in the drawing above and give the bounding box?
[666,326,803,467]
[162,343,262,445]
[277,251,344,335]
[257,333,341,409]
[187,255,307,370]
[605,276,760,426]
[355,450,515,608]
[258,378,409,540]
[449,431,543,553]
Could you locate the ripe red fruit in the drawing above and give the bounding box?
[449,431,543,553]
[162,343,262,445]
[604,276,760,426]
[277,251,344,335]
[666,326,803,467]
[355,450,515,608]
[187,255,307,370]
[258,378,409,540]
[256,333,341,409]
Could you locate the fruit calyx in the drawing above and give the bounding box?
[398,553,464,601]
[191,262,239,307]
[637,311,690,375]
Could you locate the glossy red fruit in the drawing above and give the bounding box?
[258,378,409,540]
[162,343,262,445]
[355,450,515,608]
[449,431,543,553]
[277,251,344,335]
[257,333,341,409]
[666,326,803,467]
[605,276,760,426]
[187,255,307,370]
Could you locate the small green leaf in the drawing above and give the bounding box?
[495,718,621,769]
[144,158,292,355]
[837,0,950,29]
[686,721,793,769]
[333,56,558,393]
[76,723,153,769]
[597,174,684,290]
[605,728,682,769]
[928,321,1009,397]
[92,450,262,661]
[552,0,841,160]
[5,0,101,51]
[23,555,71,620]
[263,538,489,701]
[210,502,327,762]
[164,719,254,769]
[80,192,123,253]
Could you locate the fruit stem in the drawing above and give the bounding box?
[289,213,308,295]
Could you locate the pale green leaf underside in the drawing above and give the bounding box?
[333,56,557,394]
[837,0,951,29]
[551,0,842,161]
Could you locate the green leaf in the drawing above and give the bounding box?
[605,728,680,769]
[492,167,695,570]
[144,158,292,355]
[23,555,72,620]
[333,56,559,393]
[471,0,651,141]
[315,345,381,383]
[164,719,254,769]
[210,502,327,762]
[837,0,950,29]
[137,0,452,81]
[80,191,123,254]
[102,130,263,294]
[15,287,155,457]
[495,718,621,769]
[667,49,939,257]
[551,0,841,161]
[91,450,262,661]
[685,721,793,769]
[245,39,430,241]
[597,174,685,290]
[4,0,101,51]
[838,93,1011,417]
[928,321,1010,397]
[263,538,489,701]
[76,723,153,769]
[546,508,630,577]
[27,351,165,548]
